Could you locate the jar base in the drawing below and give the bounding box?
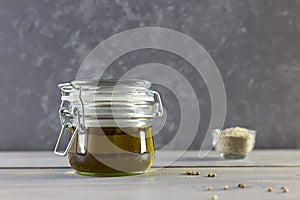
[76,170,145,177]
[221,153,246,159]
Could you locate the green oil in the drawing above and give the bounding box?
[68,126,154,176]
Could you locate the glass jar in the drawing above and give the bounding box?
[54,79,163,176]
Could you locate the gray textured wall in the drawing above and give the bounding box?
[0,0,300,150]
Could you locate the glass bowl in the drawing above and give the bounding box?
[212,128,257,159]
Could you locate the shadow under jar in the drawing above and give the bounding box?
[54,80,163,176]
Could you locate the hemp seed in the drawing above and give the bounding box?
[207,186,213,191]
[282,187,289,193]
[223,185,228,190]
[186,170,191,175]
[208,173,217,177]
[211,194,218,200]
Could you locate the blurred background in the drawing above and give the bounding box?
[0,0,299,150]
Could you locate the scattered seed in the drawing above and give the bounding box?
[207,186,212,191]
[267,188,273,192]
[186,170,193,175]
[282,187,289,193]
[223,185,228,190]
[211,194,218,200]
[185,170,202,176]
[238,183,245,188]
[208,173,217,177]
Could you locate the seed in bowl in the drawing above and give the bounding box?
[213,127,256,159]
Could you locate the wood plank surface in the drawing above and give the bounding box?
[0,150,299,200]
[0,167,299,200]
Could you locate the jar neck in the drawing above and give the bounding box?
[71,118,153,128]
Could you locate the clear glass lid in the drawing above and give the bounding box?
[58,79,163,119]
[69,79,151,90]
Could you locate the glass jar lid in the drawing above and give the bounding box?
[58,79,163,120]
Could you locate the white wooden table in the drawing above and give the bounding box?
[0,150,299,200]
